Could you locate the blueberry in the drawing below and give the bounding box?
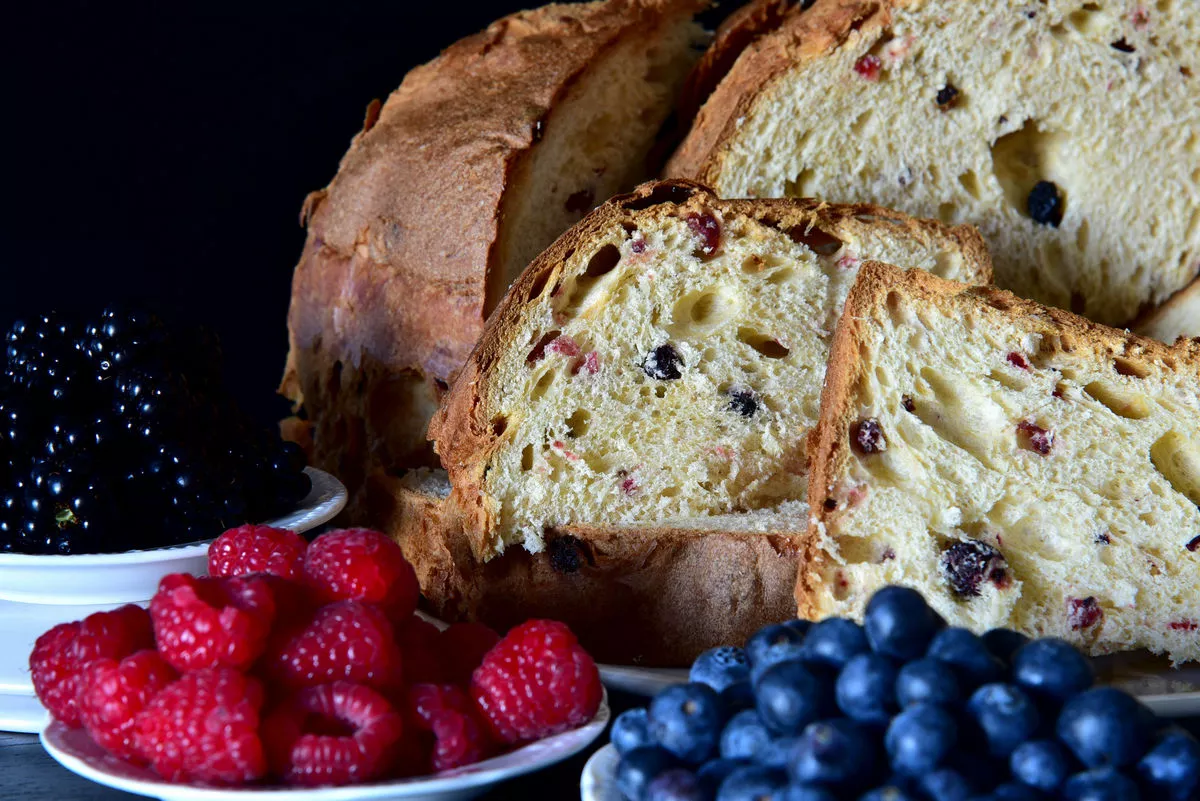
[836,652,899,722]
[720,680,756,715]
[758,736,801,769]
[783,619,812,637]
[801,618,870,670]
[966,683,1040,758]
[858,784,918,800]
[716,765,788,801]
[650,683,726,764]
[927,627,1005,689]
[720,710,773,761]
[1061,767,1141,801]
[692,647,751,692]
[991,781,1045,800]
[788,718,878,789]
[780,784,837,801]
[755,660,831,736]
[697,759,748,795]
[746,624,807,680]
[617,746,681,801]
[647,768,706,801]
[1057,687,1153,769]
[1009,739,1070,791]
[920,768,974,801]
[1137,727,1200,801]
[895,658,961,707]
[1027,181,1064,227]
[612,708,654,755]
[885,702,957,775]
[1011,638,1094,702]
[982,628,1030,664]
[864,586,945,660]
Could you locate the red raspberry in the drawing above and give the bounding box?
[470,619,602,744]
[439,622,500,685]
[77,650,177,761]
[262,681,405,786]
[134,668,267,784]
[394,616,444,685]
[408,683,494,771]
[302,529,419,622]
[263,601,402,692]
[149,573,276,672]
[208,524,308,580]
[29,604,154,726]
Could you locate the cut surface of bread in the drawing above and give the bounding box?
[281,0,709,498]
[1135,276,1200,343]
[668,0,1200,326]
[430,180,990,561]
[803,262,1200,663]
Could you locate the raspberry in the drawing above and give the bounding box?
[262,682,405,786]
[408,683,494,771]
[77,650,176,761]
[394,616,444,685]
[208,524,307,580]
[134,668,267,784]
[29,604,154,726]
[302,529,419,623]
[470,619,602,744]
[263,601,403,692]
[439,622,500,685]
[150,573,276,672]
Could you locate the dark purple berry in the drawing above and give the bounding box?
[644,345,683,381]
[852,419,886,454]
[1027,181,1063,227]
[940,540,1009,598]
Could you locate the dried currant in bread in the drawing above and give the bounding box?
[686,213,721,258]
[1016,421,1054,455]
[935,84,959,109]
[1026,181,1064,227]
[727,389,758,417]
[851,419,886,454]
[643,345,683,381]
[940,540,1009,598]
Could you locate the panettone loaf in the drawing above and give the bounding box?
[281,0,710,501]
[803,262,1200,663]
[425,180,989,666]
[1135,276,1200,343]
[667,0,1200,326]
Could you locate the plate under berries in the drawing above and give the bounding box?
[42,693,608,801]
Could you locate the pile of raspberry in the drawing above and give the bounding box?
[29,525,603,787]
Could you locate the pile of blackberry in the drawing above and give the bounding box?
[0,309,310,555]
[611,586,1200,801]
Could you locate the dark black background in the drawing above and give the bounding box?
[4,0,553,428]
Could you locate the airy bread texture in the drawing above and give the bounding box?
[281,0,708,500]
[1136,276,1200,343]
[431,180,990,562]
[803,262,1200,663]
[668,0,1200,326]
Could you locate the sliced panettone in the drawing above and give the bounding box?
[667,0,1200,326]
[1135,276,1200,343]
[803,262,1200,663]
[281,0,710,500]
[424,180,990,664]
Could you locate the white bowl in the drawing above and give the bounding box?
[0,467,347,733]
[41,693,610,801]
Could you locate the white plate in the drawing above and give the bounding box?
[0,467,346,605]
[596,654,1200,717]
[41,693,610,801]
[580,744,620,801]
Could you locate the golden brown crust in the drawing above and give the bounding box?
[366,470,800,666]
[799,262,1200,617]
[282,0,707,506]
[666,0,892,186]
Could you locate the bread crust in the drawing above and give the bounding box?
[799,262,1200,619]
[281,0,706,500]
[666,0,893,185]
[430,178,991,560]
[1133,274,1200,343]
[366,469,801,666]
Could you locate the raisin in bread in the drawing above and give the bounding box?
[803,262,1200,663]
[667,0,1200,326]
[1135,276,1200,343]
[423,180,989,664]
[280,0,709,501]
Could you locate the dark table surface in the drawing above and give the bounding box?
[0,690,645,800]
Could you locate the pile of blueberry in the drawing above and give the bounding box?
[610,587,1200,800]
[0,309,311,554]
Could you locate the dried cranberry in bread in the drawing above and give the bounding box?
[281,0,710,499]
[1135,276,1200,343]
[667,0,1200,327]
[803,262,1200,663]
[422,180,989,664]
